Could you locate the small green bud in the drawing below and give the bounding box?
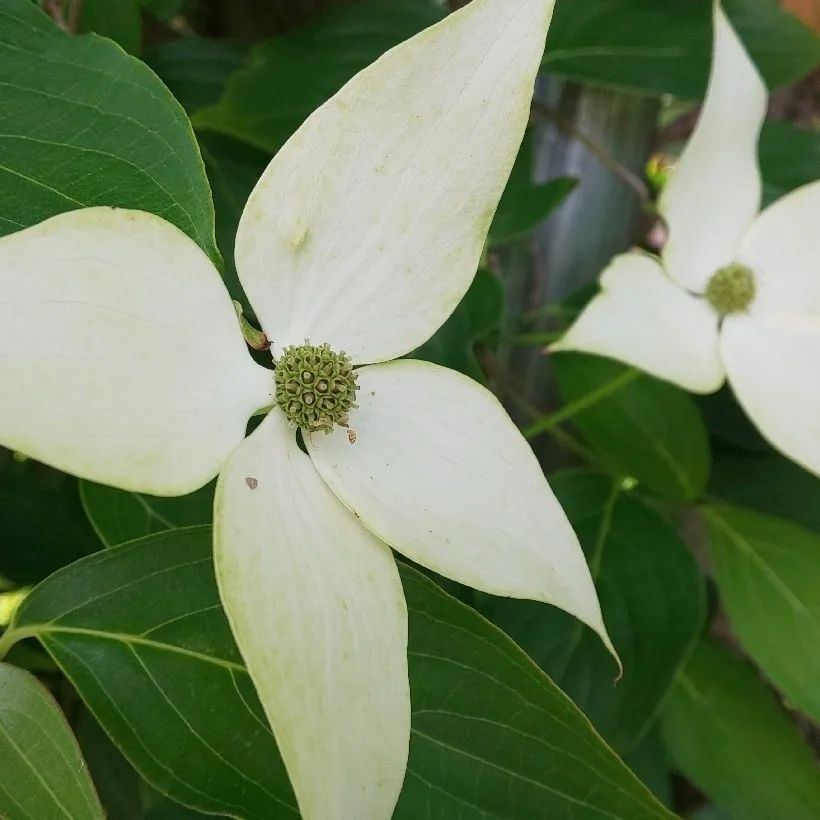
[275,341,358,433]
[233,300,270,351]
[706,264,756,315]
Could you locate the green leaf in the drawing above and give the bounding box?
[709,453,820,533]
[691,807,733,820]
[79,0,143,55]
[77,704,225,820]
[478,470,704,752]
[551,352,711,501]
[0,0,219,265]
[723,0,820,90]
[0,662,103,820]
[194,0,444,152]
[697,384,769,453]
[144,38,248,114]
[75,707,145,820]
[490,131,577,243]
[80,480,214,548]
[702,504,820,723]
[146,799,221,819]
[397,563,672,819]
[411,269,503,382]
[0,450,99,585]
[544,0,711,99]
[138,0,184,22]
[759,121,820,206]
[661,639,820,819]
[197,132,270,304]
[7,528,298,819]
[544,0,820,99]
[4,528,673,819]
[624,730,674,809]
[491,175,576,244]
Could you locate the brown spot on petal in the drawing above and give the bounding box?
[245,477,258,490]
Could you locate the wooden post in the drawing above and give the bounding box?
[497,78,659,458]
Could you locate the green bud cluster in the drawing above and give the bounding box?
[706,263,756,316]
[275,341,359,434]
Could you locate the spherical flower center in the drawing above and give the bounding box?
[705,263,756,315]
[275,342,359,434]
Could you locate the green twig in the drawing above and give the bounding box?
[521,302,581,324]
[491,364,608,471]
[523,368,641,440]
[505,331,564,347]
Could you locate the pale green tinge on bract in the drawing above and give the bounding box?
[306,358,619,669]
[721,180,820,478]
[234,0,558,365]
[0,207,273,496]
[275,342,359,433]
[659,3,767,292]
[213,409,410,820]
[552,252,726,394]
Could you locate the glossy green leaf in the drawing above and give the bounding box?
[544,0,710,98]
[6,528,297,819]
[479,470,704,752]
[490,131,577,243]
[197,132,270,304]
[759,121,820,206]
[551,352,711,501]
[79,0,142,55]
[0,662,103,820]
[144,39,247,113]
[723,0,820,89]
[411,269,503,382]
[4,528,673,819]
[0,0,219,264]
[544,0,820,99]
[77,706,224,820]
[661,639,820,819]
[146,800,221,819]
[492,174,576,244]
[709,453,820,533]
[703,504,820,723]
[194,0,444,152]
[397,563,672,820]
[0,450,98,585]
[75,707,145,820]
[690,807,733,820]
[624,730,674,809]
[80,480,214,548]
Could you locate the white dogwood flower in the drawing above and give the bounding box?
[0,2,614,818]
[555,2,820,477]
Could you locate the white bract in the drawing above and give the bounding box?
[555,1,820,477]
[0,2,616,818]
